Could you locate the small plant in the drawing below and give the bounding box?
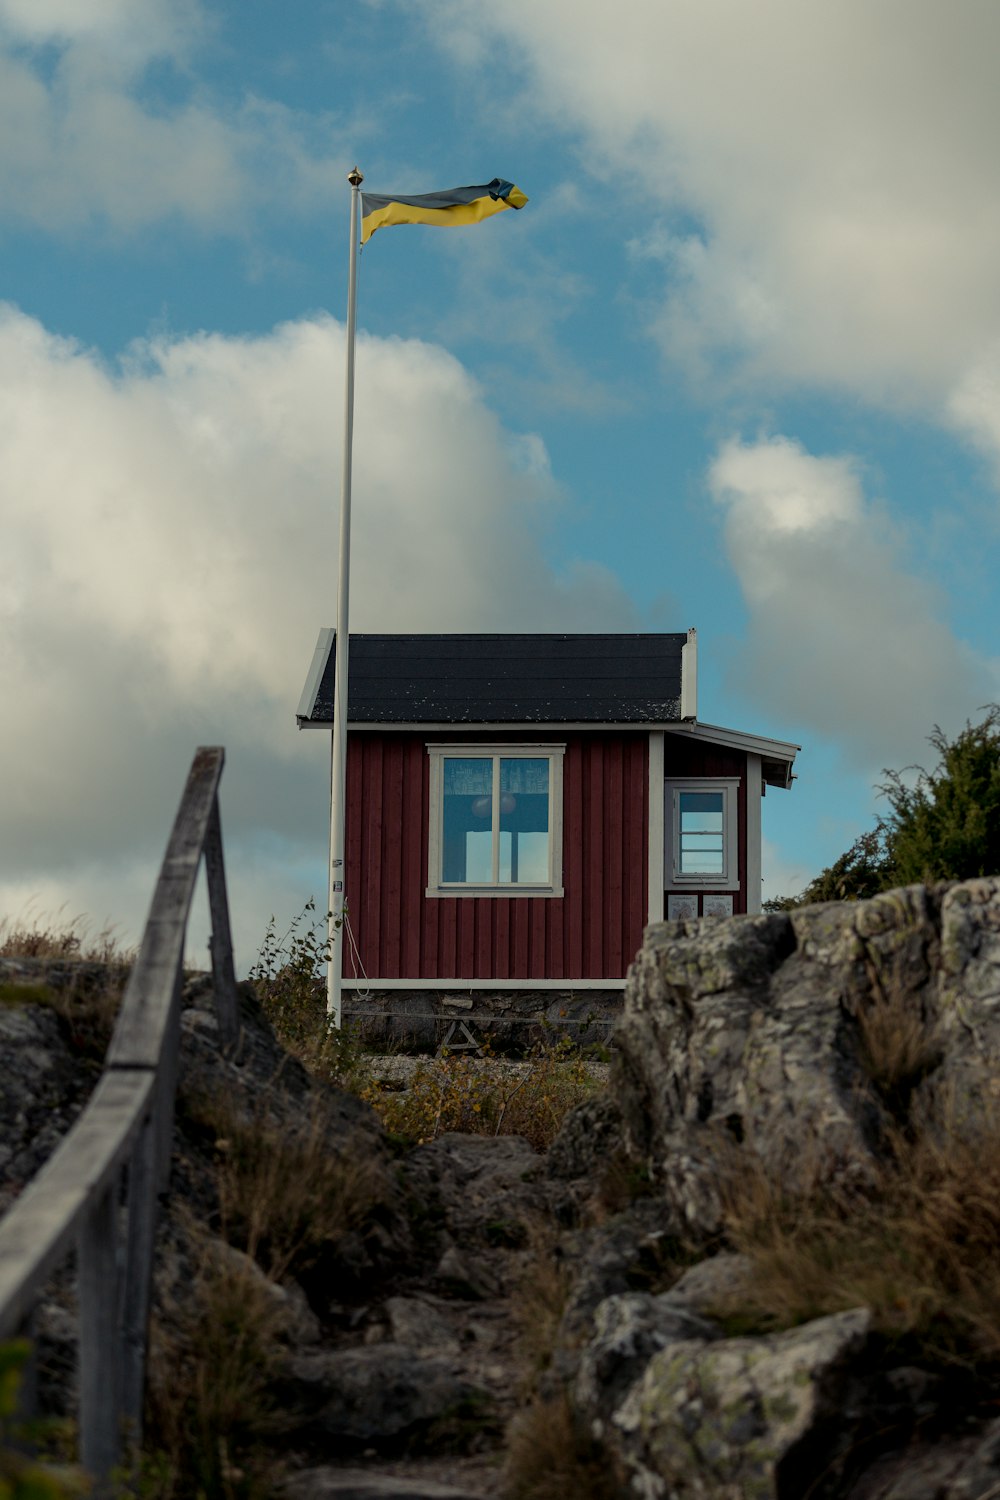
[0,1341,87,1498]
[502,1393,620,1500]
[247,901,370,1085]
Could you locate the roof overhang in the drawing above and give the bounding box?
[662,719,799,789]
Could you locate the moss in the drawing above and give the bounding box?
[0,980,58,1008]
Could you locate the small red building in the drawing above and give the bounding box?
[297,631,798,1016]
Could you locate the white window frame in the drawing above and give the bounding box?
[665,777,740,891]
[426,743,565,898]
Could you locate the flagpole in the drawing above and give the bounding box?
[327,165,363,1025]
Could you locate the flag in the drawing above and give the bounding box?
[360,179,528,245]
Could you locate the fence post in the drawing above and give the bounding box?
[204,793,239,1050]
[119,1109,158,1441]
[78,1182,122,1484]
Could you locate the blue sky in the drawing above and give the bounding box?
[3,0,999,966]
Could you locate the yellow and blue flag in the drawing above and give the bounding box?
[360,179,528,245]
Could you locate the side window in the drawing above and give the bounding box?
[665,778,739,890]
[427,745,565,897]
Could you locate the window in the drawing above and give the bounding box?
[665,777,739,890]
[427,744,564,896]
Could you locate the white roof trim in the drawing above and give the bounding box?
[663,719,799,787]
[296,627,334,722]
[296,719,674,732]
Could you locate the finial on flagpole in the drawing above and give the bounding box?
[348,166,364,186]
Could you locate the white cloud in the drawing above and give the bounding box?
[0,1,340,234]
[415,0,1000,407]
[707,435,996,765]
[0,304,636,957]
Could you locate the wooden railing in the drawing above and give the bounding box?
[0,747,239,1486]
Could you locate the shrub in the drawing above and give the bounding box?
[0,1342,87,1499]
[882,706,1000,885]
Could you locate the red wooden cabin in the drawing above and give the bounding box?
[297,630,798,1004]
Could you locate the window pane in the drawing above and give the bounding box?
[500,758,549,883]
[679,790,725,874]
[443,757,492,882]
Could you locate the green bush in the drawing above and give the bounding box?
[768,706,1000,908]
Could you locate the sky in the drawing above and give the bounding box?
[3,0,1000,971]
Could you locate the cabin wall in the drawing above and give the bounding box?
[663,740,750,915]
[344,730,649,981]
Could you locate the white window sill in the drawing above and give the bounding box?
[425,886,564,900]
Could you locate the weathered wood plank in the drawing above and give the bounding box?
[107,747,224,1069]
[0,746,235,1486]
[0,1069,153,1340]
[120,1113,157,1436]
[78,1182,121,1480]
[204,794,239,1049]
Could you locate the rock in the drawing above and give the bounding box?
[662,1252,756,1315]
[545,1091,624,1183]
[287,1344,494,1451]
[0,994,101,1212]
[281,1468,485,1499]
[615,881,1000,1239]
[607,1306,871,1499]
[379,1297,461,1356]
[402,1133,546,1249]
[574,1290,720,1417]
[434,1243,500,1302]
[209,1240,323,1345]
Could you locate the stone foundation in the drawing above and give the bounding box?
[342,988,622,1055]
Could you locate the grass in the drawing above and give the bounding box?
[0,913,133,1060]
[251,903,603,1150]
[501,1394,621,1500]
[143,1242,289,1500]
[715,1110,1000,1368]
[181,1088,391,1287]
[0,912,127,965]
[358,1040,601,1151]
[711,967,1000,1373]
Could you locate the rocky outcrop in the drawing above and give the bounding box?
[538,877,1000,1498]
[9,879,1000,1499]
[615,880,1000,1239]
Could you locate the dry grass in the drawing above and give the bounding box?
[0,911,127,965]
[855,952,942,1123]
[144,1243,289,1500]
[510,1227,572,1386]
[0,913,133,1060]
[360,1040,600,1151]
[184,1089,390,1284]
[502,1393,621,1500]
[715,1109,1000,1365]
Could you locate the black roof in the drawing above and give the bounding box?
[299,632,686,725]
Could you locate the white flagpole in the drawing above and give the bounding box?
[327,165,363,1025]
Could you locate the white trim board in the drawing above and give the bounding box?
[297,718,675,733]
[341,977,627,991]
[745,753,762,914]
[647,731,665,924]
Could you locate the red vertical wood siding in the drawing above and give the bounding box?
[344,730,650,981]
